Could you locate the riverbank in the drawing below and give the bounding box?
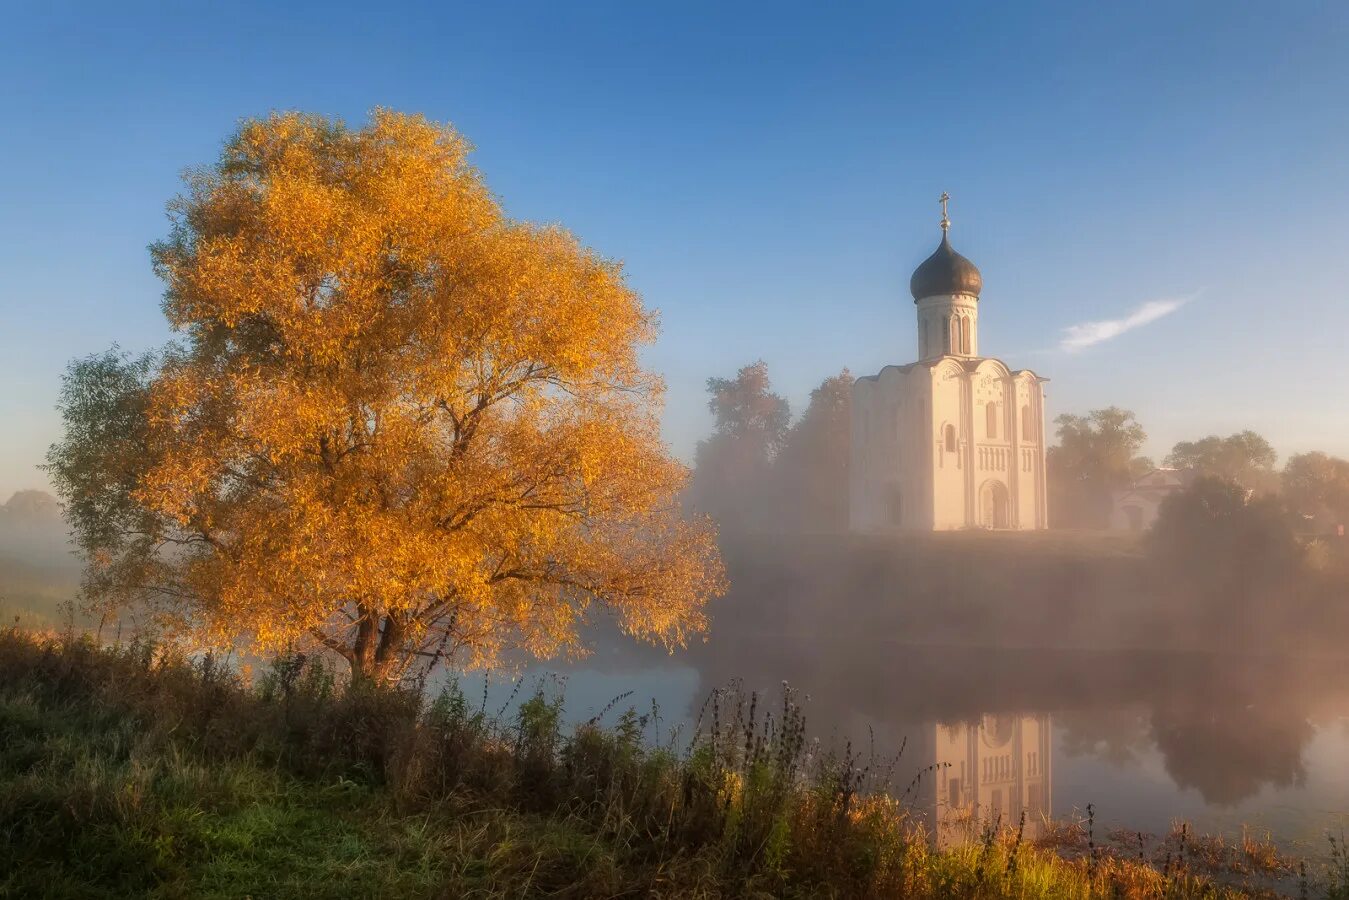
[2,628,1342,898]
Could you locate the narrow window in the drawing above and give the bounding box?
[944,423,957,453]
[986,402,998,439]
[1021,404,1032,439]
[960,315,970,354]
[942,316,951,354]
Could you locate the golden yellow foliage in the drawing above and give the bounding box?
[57,110,723,681]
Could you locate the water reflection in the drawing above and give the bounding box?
[681,636,1345,817]
[480,622,1349,845]
[1149,687,1311,806]
[927,714,1053,848]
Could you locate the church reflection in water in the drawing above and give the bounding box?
[561,615,1349,843]
[922,714,1053,847]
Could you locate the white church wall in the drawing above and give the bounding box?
[931,363,967,529]
[1013,375,1042,529]
[875,367,906,528]
[906,369,934,529]
[970,363,1012,528]
[852,363,1046,531]
[886,369,914,529]
[851,368,926,532]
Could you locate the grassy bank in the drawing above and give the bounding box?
[0,628,1343,899]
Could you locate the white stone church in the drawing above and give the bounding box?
[850,199,1049,531]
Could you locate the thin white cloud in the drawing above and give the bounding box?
[1059,297,1190,353]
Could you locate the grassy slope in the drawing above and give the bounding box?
[0,638,639,899]
[4,630,1340,899]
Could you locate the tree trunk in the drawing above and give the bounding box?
[371,614,407,684]
[349,605,379,682]
[328,610,413,688]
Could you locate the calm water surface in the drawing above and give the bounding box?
[462,638,1349,855]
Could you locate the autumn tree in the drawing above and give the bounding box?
[772,370,852,531]
[1046,407,1149,528]
[1165,431,1278,492]
[688,360,790,532]
[47,111,724,684]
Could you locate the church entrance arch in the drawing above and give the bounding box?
[979,480,1010,529]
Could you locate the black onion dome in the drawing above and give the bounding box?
[909,232,982,301]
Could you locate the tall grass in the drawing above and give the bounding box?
[0,628,1333,898]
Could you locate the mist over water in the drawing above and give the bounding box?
[0,491,79,627]
[453,525,1349,857]
[7,483,1349,857]
[464,630,1349,855]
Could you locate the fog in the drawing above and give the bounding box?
[502,520,1349,846]
[535,361,1349,846]
[0,490,79,627]
[8,370,1349,849]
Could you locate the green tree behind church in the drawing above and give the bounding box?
[773,370,852,531]
[1047,407,1149,529]
[688,361,790,532]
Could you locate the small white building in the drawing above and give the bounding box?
[851,199,1049,531]
[1110,468,1191,531]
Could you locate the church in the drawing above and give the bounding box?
[850,197,1049,531]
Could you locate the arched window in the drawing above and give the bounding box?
[949,316,959,354]
[942,316,951,354]
[944,423,957,453]
[986,402,998,439]
[960,316,970,354]
[1021,404,1032,439]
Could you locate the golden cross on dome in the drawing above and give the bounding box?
[939,192,951,233]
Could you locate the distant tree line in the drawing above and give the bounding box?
[1044,407,1349,640]
[1047,406,1349,533]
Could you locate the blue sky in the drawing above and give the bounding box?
[2,1,1348,497]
